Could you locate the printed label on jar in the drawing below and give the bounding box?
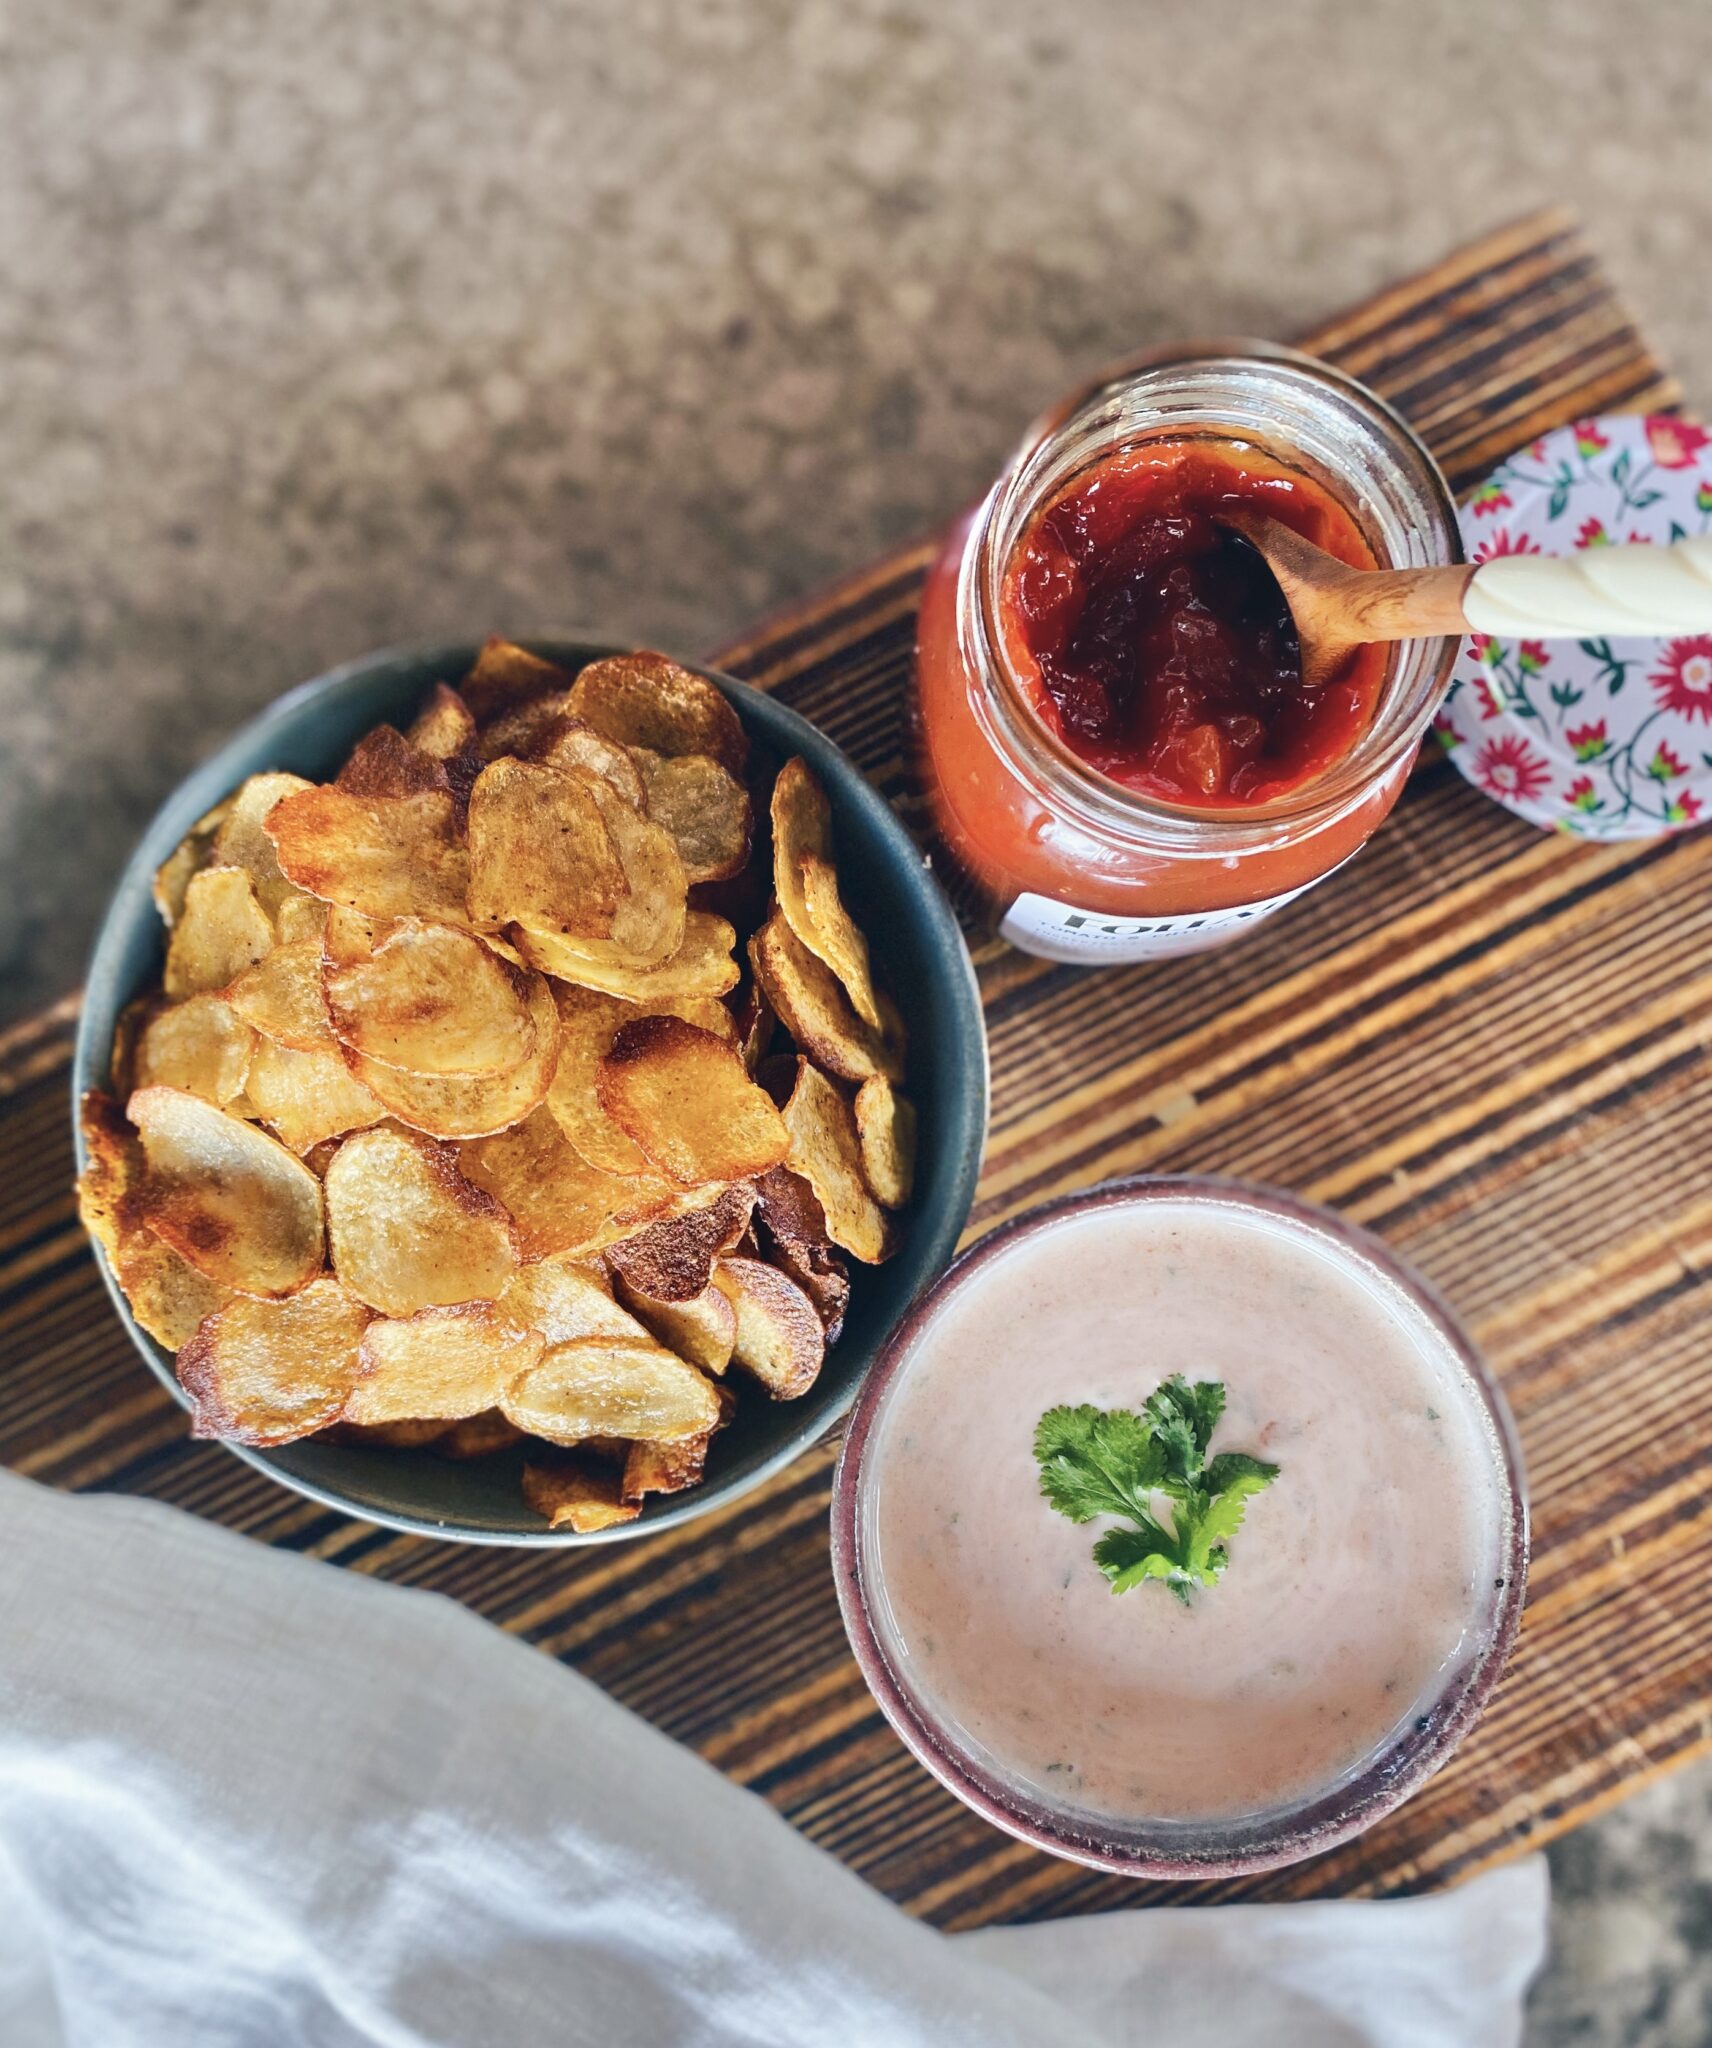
[998,881,1317,963]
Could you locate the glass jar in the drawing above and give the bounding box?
[913,342,1463,963]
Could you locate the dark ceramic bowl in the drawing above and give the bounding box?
[73,640,988,1544]
[832,1175,1527,1879]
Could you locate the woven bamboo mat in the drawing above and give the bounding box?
[4,207,1705,1924]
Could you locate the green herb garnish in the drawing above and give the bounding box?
[1033,1376,1278,1606]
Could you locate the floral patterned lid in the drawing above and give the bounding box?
[1437,414,1712,838]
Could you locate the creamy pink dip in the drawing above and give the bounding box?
[866,1197,1509,1824]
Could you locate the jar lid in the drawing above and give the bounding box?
[1437,414,1712,839]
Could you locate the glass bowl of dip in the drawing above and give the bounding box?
[831,1176,1527,1878]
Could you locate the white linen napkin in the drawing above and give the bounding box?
[0,1467,1545,2047]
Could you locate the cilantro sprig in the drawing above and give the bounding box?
[1033,1377,1278,1606]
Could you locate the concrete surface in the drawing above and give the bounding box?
[1,0,1707,2038]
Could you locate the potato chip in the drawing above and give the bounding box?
[769,754,829,923]
[439,1409,525,1460]
[712,1256,825,1400]
[622,1431,714,1503]
[515,910,738,1004]
[545,770,689,967]
[460,637,573,724]
[336,725,449,800]
[614,1278,737,1376]
[736,982,774,1075]
[535,719,648,810]
[497,1254,651,1346]
[210,772,316,922]
[107,997,154,1100]
[603,1183,755,1303]
[475,690,575,762]
[599,1015,788,1187]
[458,1106,690,1260]
[522,1455,641,1533]
[682,997,740,1046]
[267,785,471,924]
[853,1076,917,1209]
[128,1085,325,1296]
[244,1039,389,1153]
[134,994,256,1106]
[326,1125,518,1316]
[408,682,478,760]
[274,786,471,925]
[545,984,743,1180]
[343,976,559,1141]
[475,697,648,804]
[748,910,901,1085]
[778,1060,895,1264]
[118,1237,236,1351]
[224,938,336,1052]
[568,651,748,778]
[502,1336,721,1446]
[320,901,385,971]
[163,867,276,1000]
[752,1165,850,1337]
[768,758,882,1031]
[76,1097,154,1253]
[152,797,233,929]
[874,987,908,1071]
[77,1091,234,1348]
[345,1302,544,1426]
[630,748,752,885]
[274,894,330,946]
[176,1276,371,1444]
[465,757,626,939]
[797,852,883,1032]
[325,921,544,1077]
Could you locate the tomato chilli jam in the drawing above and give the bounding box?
[914,344,1463,963]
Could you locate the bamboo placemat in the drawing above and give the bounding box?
[4,208,1705,1924]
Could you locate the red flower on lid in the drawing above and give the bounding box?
[1650,636,1712,724]
[1564,775,1600,814]
[1666,791,1704,826]
[1469,480,1512,519]
[1565,719,1610,761]
[1573,420,1610,458]
[1648,741,1690,782]
[1472,734,1551,806]
[1644,416,1712,471]
[1575,517,1610,549]
[1517,641,1550,674]
[1471,528,1541,564]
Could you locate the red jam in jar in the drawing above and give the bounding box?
[1003,444,1387,807]
[914,344,1463,965]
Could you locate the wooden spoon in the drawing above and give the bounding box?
[1219,508,1712,690]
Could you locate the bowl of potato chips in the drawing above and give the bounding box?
[73,639,987,1541]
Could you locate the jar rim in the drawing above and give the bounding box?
[960,340,1465,856]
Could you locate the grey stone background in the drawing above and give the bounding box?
[2,0,1707,2038]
